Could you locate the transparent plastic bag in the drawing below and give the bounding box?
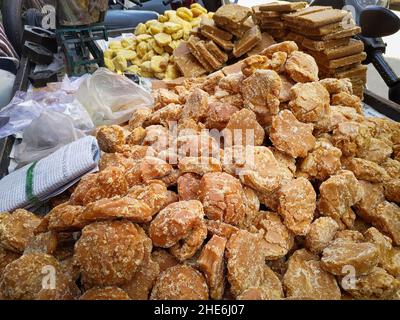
[76,68,154,126]
[57,0,109,26]
[0,89,93,139]
[13,110,85,168]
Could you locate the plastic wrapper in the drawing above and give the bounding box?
[56,0,109,26]
[76,68,154,126]
[0,89,93,139]
[13,110,85,168]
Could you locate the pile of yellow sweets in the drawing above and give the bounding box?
[104,4,213,80]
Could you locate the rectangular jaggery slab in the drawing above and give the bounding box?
[259,1,308,12]
[200,29,234,51]
[214,4,251,27]
[308,39,364,60]
[292,9,349,27]
[205,40,228,64]
[316,52,367,69]
[233,25,261,58]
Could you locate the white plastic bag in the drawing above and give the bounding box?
[0,89,94,139]
[76,68,154,126]
[13,110,85,168]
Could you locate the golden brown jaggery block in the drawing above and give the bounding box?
[253,211,294,260]
[371,201,400,246]
[283,249,341,300]
[197,235,227,300]
[233,26,262,58]
[259,1,307,12]
[331,121,372,157]
[225,230,265,297]
[200,29,234,51]
[310,39,364,60]
[285,51,319,82]
[149,200,207,261]
[23,231,57,255]
[302,36,350,52]
[150,265,209,300]
[214,4,251,28]
[343,157,390,183]
[178,156,222,176]
[0,210,42,253]
[291,8,349,27]
[299,138,342,181]
[247,33,276,56]
[70,167,128,206]
[182,87,209,121]
[305,217,339,254]
[224,109,265,147]
[205,40,228,64]
[316,52,367,70]
[96,125,127,153]
[270,110,316,158]
[205,219,239,240]
[200,16,233,41]
[174,49,207,78]
[318,170,364,229]
[195,40,224,70]
[80,287,130,300]
[342,267,400,299]
[0,253,67,300]
[151,249,179,274]
[205,101,240,131]
[187,36,214,72]
[241,69,281,115]
[354,180,385,222]
[0,247,20,276]
[199,172,245,226]
[321,239,380,276]
[75,221,150,288]
[278,177,316,236]
[384,179,400,203]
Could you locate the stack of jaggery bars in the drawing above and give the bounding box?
[252,1,308,41]
[175,4,268,76]
[282,6,367,98]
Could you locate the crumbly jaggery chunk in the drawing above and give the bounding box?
[149,200,206,261]
[321,239,379,276]
[74,220,149,288]
[70,167,129,206]
[199,172,246,226]
[80,287,130,300]
[0,210,41,253]
[305,217,339,254]
[96,125,127,153]
[318,170,363,229]
[197,235,227,300]
[283,249,341,300]
[270,110,316,158]
[150,265,209,300]
[285,51,319,83]
[241,69,282,115]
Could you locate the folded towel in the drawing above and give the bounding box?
[0,136,100,212]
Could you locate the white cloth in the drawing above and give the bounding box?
[0,136,100,212]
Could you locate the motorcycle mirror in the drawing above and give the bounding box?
[360,6,400,37]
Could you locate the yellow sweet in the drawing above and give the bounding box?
[104,50,114,59]
[126,65,140,74]
[142,49,155,62]
[151,55,168,73]
[154,72,166,80]
[191,3,207,17]
[136,41,148,58]
[171,29,184,40]
[138,70,154,78]
[113,55,127,72]
[104,58,115,72]
[149,39,164,55]
[163,22,182,34]
[149,22,164,35]
[140,61,153,73]
[158,14,168,23]
[136,34,153,42]
[177,7,193,22]
[165,64,180,80]
[109,41,122,50]
[154,33,172,46]
[121,38,137,48]
[135,23,147,36]
[116,49,137,61]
